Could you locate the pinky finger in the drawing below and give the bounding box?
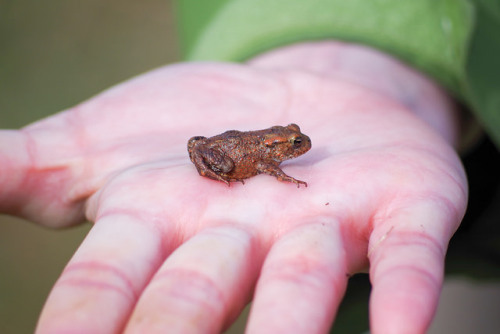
[368,201,462,334]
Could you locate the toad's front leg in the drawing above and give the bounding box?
[256,162,308,188]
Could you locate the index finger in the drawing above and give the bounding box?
[35,213,172,334]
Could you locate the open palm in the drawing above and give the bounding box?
[9,44,467,334]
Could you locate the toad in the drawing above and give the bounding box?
[187,124,311,187]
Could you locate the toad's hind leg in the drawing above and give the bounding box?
[256,162,308,188]
[190,148,234,186]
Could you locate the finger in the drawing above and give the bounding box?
[124,225,262,334]
[246,220,348,334]
[36,213,171,334]
[368,200,462,334]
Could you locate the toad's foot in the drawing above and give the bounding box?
[256,162,308,188]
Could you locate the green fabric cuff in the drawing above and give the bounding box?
[183,0,473,98]
[465,0,500,147]
[178,0,500,148]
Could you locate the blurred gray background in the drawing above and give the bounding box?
[1,1,499,333]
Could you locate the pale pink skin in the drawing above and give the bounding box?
[0,41,467,334]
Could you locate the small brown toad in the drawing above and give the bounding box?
[187,124,311,187]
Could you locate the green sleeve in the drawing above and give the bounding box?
[465,0,500,148]
[175,0,500,147]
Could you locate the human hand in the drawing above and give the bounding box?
[1,42,467,333]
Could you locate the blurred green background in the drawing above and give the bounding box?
[1,1,500,333]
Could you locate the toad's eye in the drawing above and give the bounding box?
[292,136,302,147]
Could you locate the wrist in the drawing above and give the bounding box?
[248,41,465,150]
